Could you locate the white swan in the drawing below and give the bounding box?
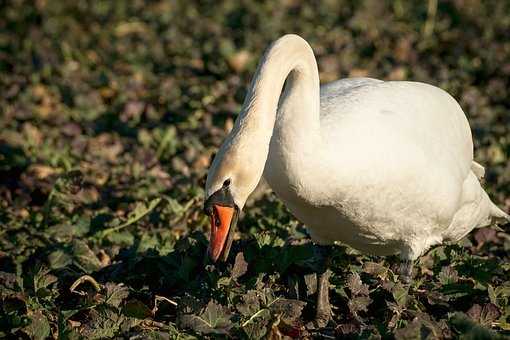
[203,34,509,324]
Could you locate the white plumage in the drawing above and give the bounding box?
[205,34,509,262]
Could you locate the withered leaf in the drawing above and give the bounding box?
[394,312,444,340]
[269,298,306,323]
[348,296,372,314]
[0,271,19,292]
[237,290,260,317]
[346,272,369,296]
[231,252,248,280]
[474,227,499,246]
[467,303,501,326]
[363,261,388,279]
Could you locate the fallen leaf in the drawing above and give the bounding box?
[270,299,306,323]
[363,261,388,279]
[231,252,248,280]
[348,296,372,314]
[467,303,501,326]
[346,272,369,296]
[474,228,499,247]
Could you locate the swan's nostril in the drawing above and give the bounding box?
[213,207,221,227]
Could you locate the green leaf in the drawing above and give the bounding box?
[440,282,477,299]
[488,284,497,305]
[57,309,80,340]
[104,283,129,308]
[72,240,102,273]
[180,300,233,335]
[24,311,50,340]
[242,309,270,339]
[33,267,57,290]
[392,283,408,307]
[277,243,314,272]
[105,230,135,246]
[81,308,125,339]
[48,249,72,269]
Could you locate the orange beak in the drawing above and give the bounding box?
[208,205,235,262]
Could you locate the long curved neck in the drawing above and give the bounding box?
[229,35,321,191]
[207,35,321,207]
[235,35,321,146]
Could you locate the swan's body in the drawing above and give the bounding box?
[267,77,505,259]
[205,34,509,265]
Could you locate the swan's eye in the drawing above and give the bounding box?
[223,179,231,187]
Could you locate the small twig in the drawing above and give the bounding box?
[155,295,178,306]
[141,319,170,330]
[241,297,281,327]
[97,198,161,238]
[70,275,101,295]
[152,295,178,315]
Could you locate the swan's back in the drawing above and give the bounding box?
[320,77,382,114]
[320,80,473,183]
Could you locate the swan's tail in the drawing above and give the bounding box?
[490,202,510,225]
[471,161,509,226]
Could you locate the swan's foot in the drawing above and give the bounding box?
[399,259,414,284]
[315,268,332,328]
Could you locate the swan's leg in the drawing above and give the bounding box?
[316,269,332,326]
[399,259,414,284]
[315,244,333,327]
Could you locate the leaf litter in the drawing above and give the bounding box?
[1,0,509,338]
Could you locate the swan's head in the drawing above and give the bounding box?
[204,131,267,262]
